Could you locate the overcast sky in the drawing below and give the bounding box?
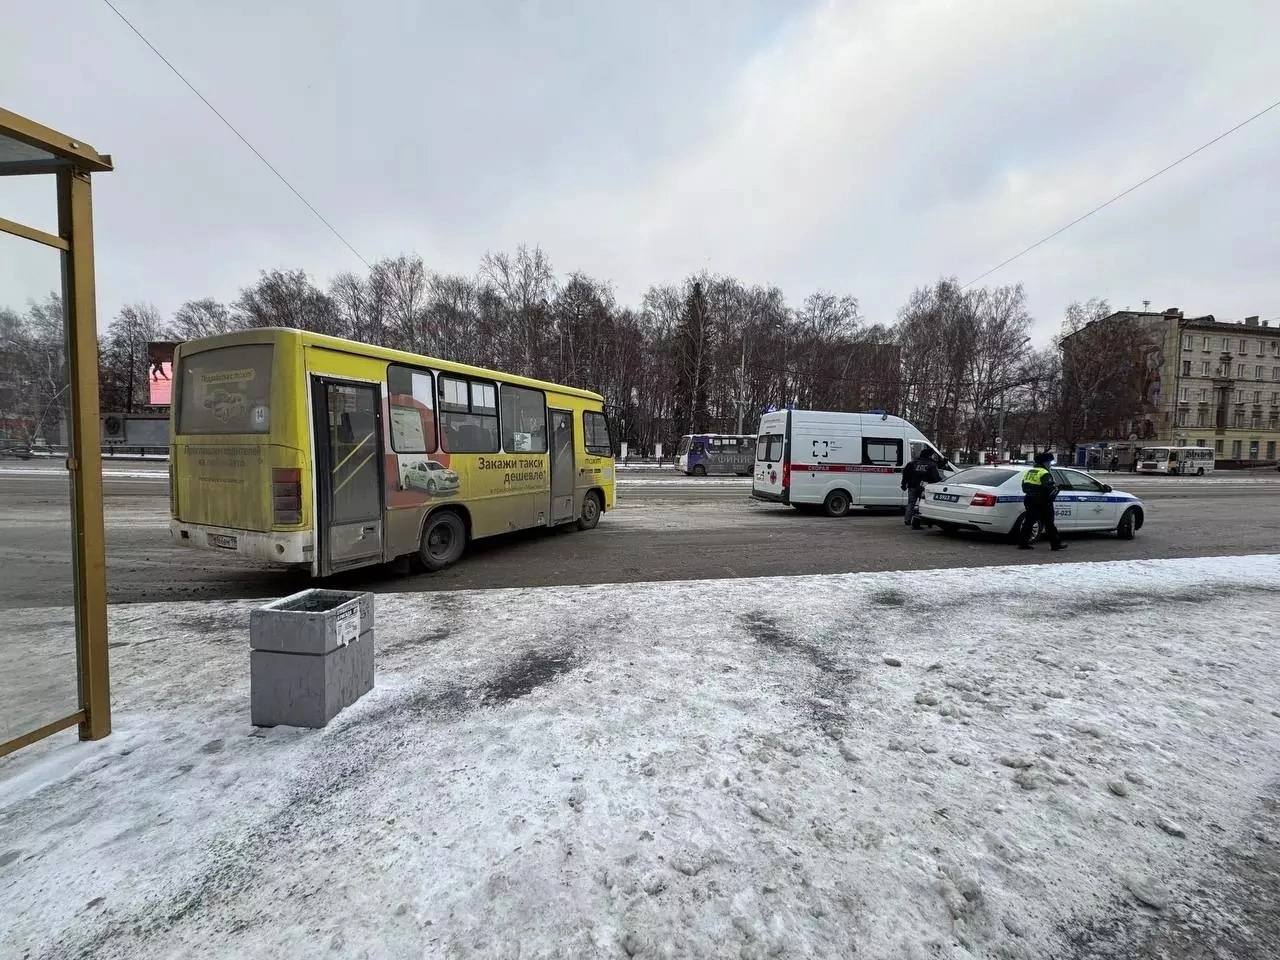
[3,0,1279,343]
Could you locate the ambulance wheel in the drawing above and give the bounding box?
[823,490,852,518]
[577,491,602,530]
[419,509,466,571]
[1116,507,1138,540]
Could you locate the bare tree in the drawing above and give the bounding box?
[171,298,234,341]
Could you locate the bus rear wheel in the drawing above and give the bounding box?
[1196,467,1205,477]
[420,510,466,571]
[577,491,602,530]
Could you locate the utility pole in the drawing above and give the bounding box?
[735,329,748,435]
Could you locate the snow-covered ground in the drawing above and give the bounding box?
[2,556,1279,959]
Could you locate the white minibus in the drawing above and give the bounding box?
[1136,446,1214,476]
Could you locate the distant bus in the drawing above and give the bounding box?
[169,328,615,576]
[674,434,756,476]
[1137,446,1214,476]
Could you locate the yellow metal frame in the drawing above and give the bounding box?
[0,108,113,758]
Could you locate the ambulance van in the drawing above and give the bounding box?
[751,409,952,516]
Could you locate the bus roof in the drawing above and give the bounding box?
[175,328,605,402]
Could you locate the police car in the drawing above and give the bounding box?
[918,464,1145,542]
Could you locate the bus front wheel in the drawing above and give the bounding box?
[1196,467,1205,477]
[577,491,603,530]
[692,464,707,477]
[420,510,466,571]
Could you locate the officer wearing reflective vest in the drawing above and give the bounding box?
[1018,451,1066,551]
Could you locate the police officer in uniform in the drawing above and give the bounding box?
[902,448,943,529]
[1018,451,1066,551]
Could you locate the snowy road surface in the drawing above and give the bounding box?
[2,555,1279,959]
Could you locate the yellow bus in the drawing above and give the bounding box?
[169,328,616,576]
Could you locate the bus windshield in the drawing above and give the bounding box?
[176,344,273,435]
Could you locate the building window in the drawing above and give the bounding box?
[1194,438,1206,448]
[583,410,613,456]
[1198,388,1206,401]
[1232,440,1242,458]
[1257,365,1265,380]
[1203,336,1211,351]
[1179,386,1188,402]
[1223,337,1233,351]
[1196,409,1207,427]
[387,365,437,453]
[1254,390,1261,403]
[1233,411,1245,428]
[438,375,499,453]
[1180,360,1190,376]
[1176,409,1188,427]
[1199,361,1209,375]
[1270,413,1279,430]
[1237,363,1246,377]
[1273,392,1279,405]
[1250,441,1259,460]
[1273,367,1280,381]
[499,384,548,453]
[1251,413,1261,429]
[1269,441,1277,459]
[1215,439,1224,454]
[1241,339,1251,355]
[1234,390,1242,403]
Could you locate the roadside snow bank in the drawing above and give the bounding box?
[2,556,1279,959]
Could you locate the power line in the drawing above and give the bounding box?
[100,0,371,269]
[964,97,1280,288]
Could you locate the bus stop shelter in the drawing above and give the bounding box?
[0,107,112,756]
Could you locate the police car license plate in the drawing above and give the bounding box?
[932,493,960,502]
[207,533,238,549]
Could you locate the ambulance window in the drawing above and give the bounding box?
[862,437,902,466]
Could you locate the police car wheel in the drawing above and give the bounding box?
[1117,507,1137,540]
[1012,513,1041,544]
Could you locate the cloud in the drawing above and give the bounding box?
[3,0,1278,342]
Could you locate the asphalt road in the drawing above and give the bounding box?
[3,463,1280,608]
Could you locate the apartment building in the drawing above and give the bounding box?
[1107,307,1280,462]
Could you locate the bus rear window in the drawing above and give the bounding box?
[176,344,273,435]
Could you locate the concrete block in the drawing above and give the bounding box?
[249,589,375,728]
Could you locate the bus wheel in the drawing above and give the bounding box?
[577,491,602,531]
[823,490,851,518]
[1196,467,1205,477]
[1116,507,1138,540]
[692,464,707,477]
[420,510,466,570]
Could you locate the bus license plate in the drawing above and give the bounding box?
[932,493,960,502]
[208,533,238,550]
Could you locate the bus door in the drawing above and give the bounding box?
[312,378,385,574]
[549,409,576,523]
